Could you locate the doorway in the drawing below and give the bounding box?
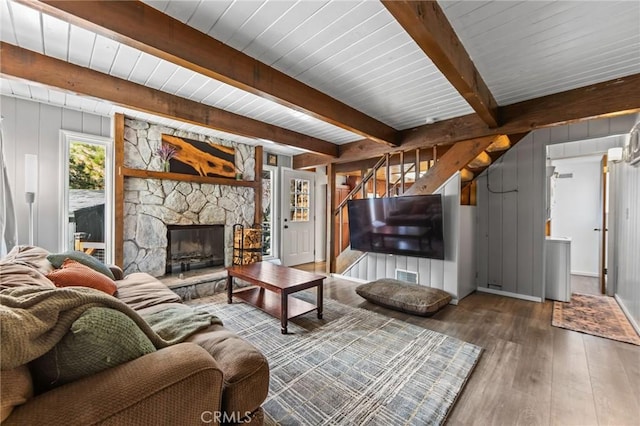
[548,153,607,294]
[280,168,315,266]
[60,131,113,263]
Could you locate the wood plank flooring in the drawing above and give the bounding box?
[294,263,640,426]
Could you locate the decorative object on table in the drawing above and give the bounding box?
[191,293,482,425]
[552,293,640,345]
[161,134,235,178]
[266,153,278,166]
[232,224,262,265]
[154,143,176,173]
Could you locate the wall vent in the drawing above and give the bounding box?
[557,173,573,179]
[395,269,418,284]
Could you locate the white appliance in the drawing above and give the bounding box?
[545,236,572,302]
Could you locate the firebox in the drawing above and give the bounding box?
[166,224,224,274]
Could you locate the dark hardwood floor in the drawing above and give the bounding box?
[294,262,640,426]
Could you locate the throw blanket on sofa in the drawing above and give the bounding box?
[0,286,221,370]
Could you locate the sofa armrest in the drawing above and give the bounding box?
[6,343,224,426]
[107,264,124,281]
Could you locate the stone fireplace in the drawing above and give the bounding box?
[122,117,256,277]
[166,224,225,274]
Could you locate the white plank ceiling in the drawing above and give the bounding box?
[1,0,639,156]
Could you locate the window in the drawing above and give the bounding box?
[262,166,277,258]
[60,131,113,263]
[289,178,310,222]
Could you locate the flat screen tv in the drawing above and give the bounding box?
[347,194,444,260]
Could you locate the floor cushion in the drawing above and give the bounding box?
[356,278,452,316]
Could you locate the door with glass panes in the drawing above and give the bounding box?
[281,168,315,266]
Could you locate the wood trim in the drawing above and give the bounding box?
[403,136,498,195]
[0,42,338,158]
[114,113,125,267]
[382,0,498,127]
[254,145,263,225]
[293,74,640,167]
[600,154,607,294]
[27,0,398,146]
[122,167,258,188]
[327,163,336,274]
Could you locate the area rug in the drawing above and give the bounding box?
[552,293,640,345]
[190,293,482,425]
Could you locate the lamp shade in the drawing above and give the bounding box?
[24,154,38,193]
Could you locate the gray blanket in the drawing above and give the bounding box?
[0,286,221,370]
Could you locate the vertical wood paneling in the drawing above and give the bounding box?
[375,253,386,278]
[366,252,376,281]
[385,254,395,278]
[611,149,640,327]
[476,174,489,287]
[418,257,431,286]
[487,154,503,288]
[443,175,459,296]
[395,255,407,273]
[516,135,535,296]
[532,130,548,299]
[501,148,518,293]
[37,103,62,251]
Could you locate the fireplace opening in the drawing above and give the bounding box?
[166,224,224,274]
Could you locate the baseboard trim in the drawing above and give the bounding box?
[477,286,543,303]
[571,271,598,278]
[330,273,368,284]
[614,294,640,336]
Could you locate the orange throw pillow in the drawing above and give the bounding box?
[46,259,117,296]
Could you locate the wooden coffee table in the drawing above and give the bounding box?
[226,262,324,334]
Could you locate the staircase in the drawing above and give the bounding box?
[330,133,525,273]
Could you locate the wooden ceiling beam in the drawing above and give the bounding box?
[0,42,338,157]
[23,0,398,147]
[293,73,640,167]
[382,0,499,127]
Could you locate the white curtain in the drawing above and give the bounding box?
[0,117,18,256]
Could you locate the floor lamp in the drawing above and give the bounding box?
[24,154,37,245]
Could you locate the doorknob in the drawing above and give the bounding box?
[284,225,289,229]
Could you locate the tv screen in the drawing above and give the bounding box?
[347,194,444,260]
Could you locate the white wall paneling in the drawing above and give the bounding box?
[0,96,111,252]
[608,124,640,330]
[475,113,638,300]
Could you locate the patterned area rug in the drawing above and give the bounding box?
[552,293,640,345]
[190,293,482,425]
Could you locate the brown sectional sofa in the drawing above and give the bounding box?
[0,246,269,425]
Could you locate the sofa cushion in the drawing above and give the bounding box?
[46,259,117,296]
[47,250,115,280]
[0,262,55,291]
[0,365,33,422]
[30,307,156,392]
[356,279,451,316]
[186,324,269,415]
[2,245,54,275]
[116,273,181,311]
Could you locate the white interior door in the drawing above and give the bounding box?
[281,168,315,266]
